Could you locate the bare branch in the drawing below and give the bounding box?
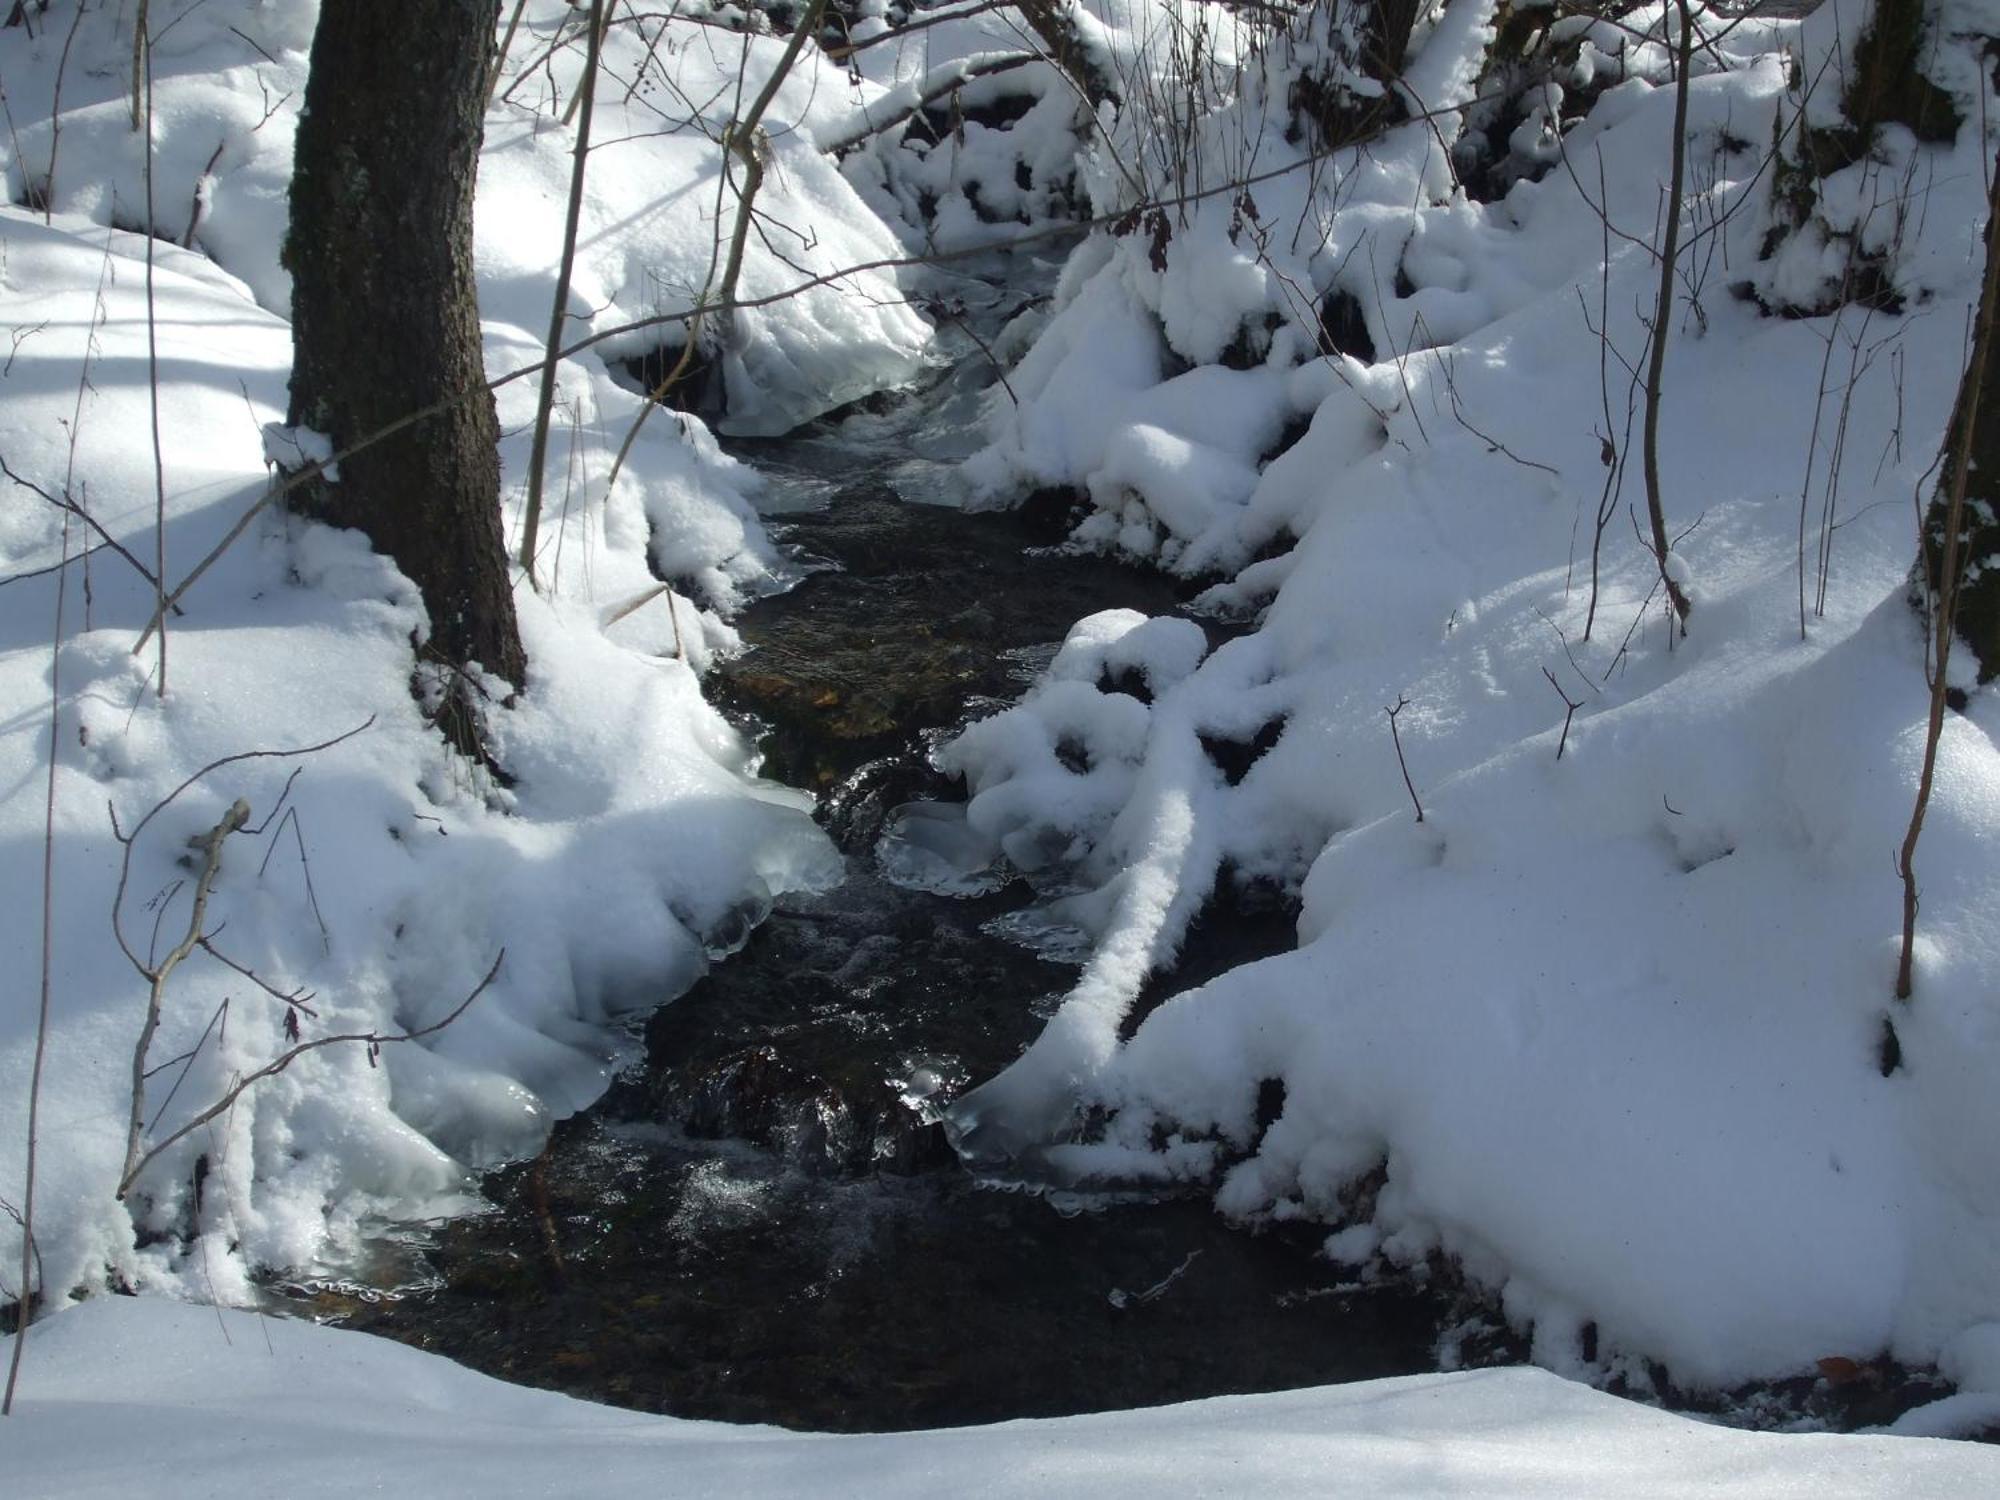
[122,796,250,1194]
[1541,666,1582,761]
[118,951,505,1200]
[1385,694,1423,823]
[109,720,375,973]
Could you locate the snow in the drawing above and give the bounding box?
[2,0,2000,1471]
[935,0,2000,1397]
[8,1297,2000,1497]
[0,2,933,440]
[0,2,906,1307]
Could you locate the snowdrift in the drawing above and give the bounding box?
[7,1297,2000,1497]
[0,0,960,1301]
[937,0,2000,1390]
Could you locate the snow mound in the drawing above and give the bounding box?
[0,0,888,1303]
[941,0,2000,1390]
[8,1298,1999,1497]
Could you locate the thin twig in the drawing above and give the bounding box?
[196,939,317,1017]
[40,0,86,220]
[145,997,228,1134]
[1641,0,1696,629]
[1,490,67,1416]
[143,28,167,695]
[0,455,178,605]
[491,0,530,106]
[1541,667,1582,761]
[519,0,606,585]
[1385,694,1423,823]
[1896,164,2000,1003]
[255,805,330,950]
[122,797,251,1194]
[109,720,375,972]
[118,952,505,1199]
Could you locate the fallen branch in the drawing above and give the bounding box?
[816,52,1038,156]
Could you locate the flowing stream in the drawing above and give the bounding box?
[297,270,1943,1436]
[304,280,1490,1430]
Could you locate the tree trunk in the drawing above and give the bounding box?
[1761,0,1959,302]
[285,0,526,693]
[1918,163,2000,684]
[1289,0,1418,149]
[1842,0,1959,153]
[1361,0,1423,82]
[1013,0,1120,112]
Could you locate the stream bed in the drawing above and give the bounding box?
[302,295,1948,1438]
[317,324,1507,1430]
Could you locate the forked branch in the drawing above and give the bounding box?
[118,951,504,1200]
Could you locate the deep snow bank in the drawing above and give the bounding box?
[939,0,2000,1389]
[0,0,961,1303]
[8,1298,2000,1497]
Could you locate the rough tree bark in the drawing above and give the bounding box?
[1759,0,1962,311]
[285,0,527,696]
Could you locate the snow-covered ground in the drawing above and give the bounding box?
[8,1298,2000,1497]
[933,0,2000,1400]
[2,0,1999,1481]
[0,0,935,1304]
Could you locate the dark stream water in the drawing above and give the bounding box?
[314,313,1499,1430]
[306,289,1955,1439]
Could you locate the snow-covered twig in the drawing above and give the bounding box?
[119,795,250,1199]
[816,52,1038,157]
[108,721,376,976]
